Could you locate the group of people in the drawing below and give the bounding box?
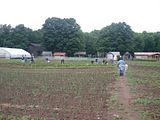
[22,54,34,63]
[91,58,108,64]
[21,54,127,76]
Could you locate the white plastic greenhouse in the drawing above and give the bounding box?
[0,47,31,59]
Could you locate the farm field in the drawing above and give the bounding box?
[0,58,117,120]
[127,60,160,120]
[0,58,160,120]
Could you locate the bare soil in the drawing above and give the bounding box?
[117,76,138,120]
[0,66,140,120]
[0,67,115,120]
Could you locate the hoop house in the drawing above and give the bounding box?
[0,47,31,59]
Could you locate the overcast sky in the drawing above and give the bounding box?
[0,0,160,32]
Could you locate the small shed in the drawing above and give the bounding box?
[53,52,66,58]
[74,52,86,57]
[0,47,31,59]
[28,43,43,57]
[42,51,52,57]
[106,52,120,61]
[53,52,66,56]
[124,52,133,60]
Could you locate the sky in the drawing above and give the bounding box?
[0,0,160,32]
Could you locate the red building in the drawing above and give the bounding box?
[53,52,66,57]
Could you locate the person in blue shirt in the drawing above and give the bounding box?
[117,57,125,76]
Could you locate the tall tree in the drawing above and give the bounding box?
[42,17,84,56]
[142,32,155,52]
[99,22,134,55]
[83,30,99,56]
[153,32,160,51]
[0,24,12,47]
[31,29,43,44]
[133,32,144,52]
[10,24,34,50]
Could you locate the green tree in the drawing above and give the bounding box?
[10,24,34,50]
[99,22,134,55]
[83,30,99,56]
[133,32,144,52]
[0,24,12,47]
[142,32,155,52]
[42,17,84,56]
[31,29,43,44]
[153,32,160,51]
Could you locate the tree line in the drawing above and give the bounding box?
[0,17,160,57]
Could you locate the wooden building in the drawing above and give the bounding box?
[28,43,43,57]
[74,52,86,57]
[134,52,160,60]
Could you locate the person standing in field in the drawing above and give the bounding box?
[117,57,126,76]
[61,58,64,64]
[31,54,35,63]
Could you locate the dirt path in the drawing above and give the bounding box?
[116,76,138,120]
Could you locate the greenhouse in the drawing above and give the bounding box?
[0,47,31,59]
